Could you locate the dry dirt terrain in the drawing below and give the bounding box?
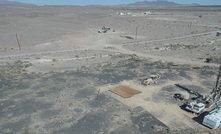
[0,5,221,134]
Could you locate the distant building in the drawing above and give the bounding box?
[142,11,152,15]
[120,12,124,16]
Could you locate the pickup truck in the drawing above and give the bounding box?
[98,26,107,33]
[216,30,221,36]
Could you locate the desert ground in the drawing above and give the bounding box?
[0,5,221,134]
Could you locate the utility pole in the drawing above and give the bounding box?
[96,88,101,99]
[135,26,138,40]
[188,22,192,32]
[16,34,21,51]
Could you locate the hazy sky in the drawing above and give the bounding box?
[10,0,221,6]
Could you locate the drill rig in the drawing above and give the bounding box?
[206,65,221,108]
[181,65,221,128]
[202,65,221,129]
[184,65,221,114]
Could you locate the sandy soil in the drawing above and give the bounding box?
[0,5,221,134]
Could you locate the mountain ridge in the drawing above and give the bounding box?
[0,0,34,5]
[0,0,201,6]
[127,0,200,7]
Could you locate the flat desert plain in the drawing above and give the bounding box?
[0,5,221,134]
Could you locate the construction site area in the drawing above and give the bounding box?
[0,5,221,134]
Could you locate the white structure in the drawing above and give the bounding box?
[203,109,221,129]
[120,12,124,16]
[127,12,132,15]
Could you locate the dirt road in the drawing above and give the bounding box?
[1,30,219,68]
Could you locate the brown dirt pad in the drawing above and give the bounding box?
[109,85,141,98]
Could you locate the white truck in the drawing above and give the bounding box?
[217,29,221,36]
[98,26,110,33]
[185,101,205,114]
[98,26,107,33]
[202,108,221,129]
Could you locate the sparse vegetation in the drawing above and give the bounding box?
[192,66,202,70]
[205,56,221,64]
[167,62,174,66]
[155,47,159,50]
[166,44,198,50]
[22,127,31,134]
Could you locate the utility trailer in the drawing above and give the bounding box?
[202,109,221,129]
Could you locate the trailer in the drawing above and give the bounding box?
[202,109,221,129]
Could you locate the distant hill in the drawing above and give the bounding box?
[127,0,199,7]
[191,3,200,6]
[0,0,34,5]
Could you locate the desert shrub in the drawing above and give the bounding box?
[192,66,201,70]
[22,127,31,134]
[167,62,174,66]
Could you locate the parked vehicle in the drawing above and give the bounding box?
[216,29,221,36]
[185,101,205,114]
[98,26,110,33]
